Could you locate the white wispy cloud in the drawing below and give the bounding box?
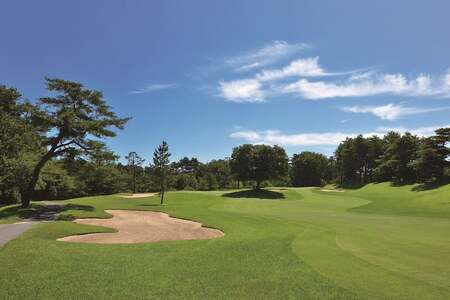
[219,56,330,102]
[218,79,264,102]
[130,82,178,94]
[230,124,450,147]
[255,57,325,81]
[282,73,440,100]
[218,54,450,103]
[230,130,354,146]
[341,103,450,120]
[375,124,450,137]
[443,71,450,96]
[215,42,450,103]
[348,70,377,81]
[225,41,309,72]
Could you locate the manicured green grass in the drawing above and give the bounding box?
[347,182,450,218]
[0,184,449,299]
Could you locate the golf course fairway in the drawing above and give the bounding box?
[0,182,449,299]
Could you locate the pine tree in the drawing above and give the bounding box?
[22,78,129,207]
[125,152,145,193]
[152,141,171,205]
[411,137,442,182]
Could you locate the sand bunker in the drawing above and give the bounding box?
[319,189,344,192]
[269,188,288,192]
[58,210,223,244]
[121,193,156,198]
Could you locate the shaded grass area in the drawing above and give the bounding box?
[0,186,449,299]
[0,203,95,224]
[222,188,285,199]
[410,180,450,191]
[0,203,46,223]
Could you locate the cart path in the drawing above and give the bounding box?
[0,202,63,247]
[0,222,38,247]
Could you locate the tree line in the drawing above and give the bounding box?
[334,130,450,186]
[1,79,449,207]
[121,128,450,195]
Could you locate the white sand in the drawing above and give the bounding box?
[121,193,156,198]
[58,210,224,244]
[319,189,344,192]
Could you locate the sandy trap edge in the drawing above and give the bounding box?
[57,209,224,244]
[121,193,156,198]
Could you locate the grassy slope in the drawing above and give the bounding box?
[0,185,449,299]
[347,182,450,217]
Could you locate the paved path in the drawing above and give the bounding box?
[0,222,38,247]
[0,202,63,248]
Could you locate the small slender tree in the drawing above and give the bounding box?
[22,78,129,207]
[153,141,171,205]
[125,151,145,193]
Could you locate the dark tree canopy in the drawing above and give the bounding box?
[291,152,329,187]
[230,144,289,188]
[230,144,254,183]
[171,157,201,173]
[379,132,418,183]
[412,128,450,183]
[0,85,42,203]
[333,128,450,187]
[0,85,22,115]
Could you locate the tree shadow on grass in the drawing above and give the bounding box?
[411,181,450,192]
[222,189,285,200]
[335,182,366,190]
[0,204,43,220]
[336,180,449,192]
[0,203,94,222]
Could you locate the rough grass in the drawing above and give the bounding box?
[0,184,449,299]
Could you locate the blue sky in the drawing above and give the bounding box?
[1,0,450,163]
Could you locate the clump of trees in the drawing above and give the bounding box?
[169,157,234,190]
[334,129,450,186]
[227,129,449,188]
[230,144,289,188]
[0,85,41,204]
[291,152,332,187]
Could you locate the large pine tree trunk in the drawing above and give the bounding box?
[22,152,53,208]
